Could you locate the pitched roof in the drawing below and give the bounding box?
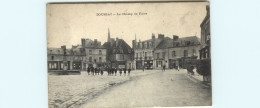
[103,39,133,54]
[172,36,200,47]
[156,39,174,49]
[47,48,71,55]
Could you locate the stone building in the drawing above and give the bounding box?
[168,36,201,69]
[200,5,210,59]
[132,34,167,69]
[81,38,107,69]
[153,36,173,69]
[47,47,72,70]
[47,39,106,71]
[103,29,134,69]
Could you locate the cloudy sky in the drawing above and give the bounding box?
[47,2,209,48]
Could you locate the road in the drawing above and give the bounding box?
[80,70,211,107]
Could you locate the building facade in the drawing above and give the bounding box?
[103,29,134,69]
[133,34,169,69]
[200,5,210,59]
[47,39,106,71]
[168,36,201,69]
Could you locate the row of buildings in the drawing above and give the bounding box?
[47,5,210,71]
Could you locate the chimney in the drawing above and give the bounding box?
[132,40,136,49]
[152,33,155,40]
[81,38,86,47]
[94,39,97,45]
[158,34,165,39]
[173,35,179,41]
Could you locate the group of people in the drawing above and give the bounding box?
[87,67,104,75]
[86,67,131,76]
[107,68,131,76]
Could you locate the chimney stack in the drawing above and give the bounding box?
[173,35,179,41]
[152,33,155,40]
[81,38,86,47]
[158,34,165,39]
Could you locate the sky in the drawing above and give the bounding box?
[47,2,209,48]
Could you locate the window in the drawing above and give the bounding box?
[136,53,138,58]
[120,55,124,60]
[156,53,159,59]
[89,57,92,62]
[99,50,102,55]
[89,50,92,55]
[184,50,188,57]
[144,43,147,49]
[99,57,102,62]
[172,51,176,57]
[51,56,54,60]
[192,49,196,56]
[162,52,166,58]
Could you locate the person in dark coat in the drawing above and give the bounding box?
[111,68,114,76]
[107,68,110,76]
[94,68,97,75]
[128,68,131,76]
[119,68,122,76]
[124,68,127,76]
[87,67,90,75]
[99,67,104,75]
[114,68,117,76]
[91,67,94,75]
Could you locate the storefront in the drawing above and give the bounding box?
[72,61,81,70]
[144,60,153,69]
[110,61,126,68]
[136,60,143,69]
[156,60,163,68]
[48,61,59,70]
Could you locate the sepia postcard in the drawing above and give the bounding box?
[47,1,211,108]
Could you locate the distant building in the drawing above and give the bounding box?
[168,36,201,69]
[47,39,106,71]
[132,33,166,69]
[153,35,172,69]
[81,38,107,69]
[103,29,134,69]
[200,5,210,59]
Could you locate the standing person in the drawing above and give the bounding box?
[177,65,179,71]
[91,67,94,75]
[101,67,104,75]
[87,67,90,75]
[119,68,122,76]
[98,67,101,75]
[94,67,97,75]
[114,68,117,76]
[124,68,126,76]
[107,67,110,76]
[128,68,131,76]
[163,65,165,71]
[111,67,114,76]
[142,66,145,72]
